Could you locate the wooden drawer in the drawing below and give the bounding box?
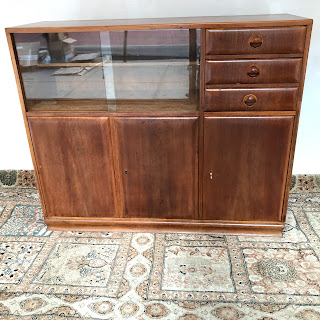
[204,87,299,111]
[205,59,302,85]
[206,27,306,55]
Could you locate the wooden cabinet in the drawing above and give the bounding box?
[6,14,312,234]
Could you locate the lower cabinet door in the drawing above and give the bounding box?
[203,115,294,222]
[28,116,116,218]
[114,117,199,219]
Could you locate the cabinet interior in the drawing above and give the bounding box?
[14,29,201,112]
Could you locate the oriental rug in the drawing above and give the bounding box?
[0,171,319,319]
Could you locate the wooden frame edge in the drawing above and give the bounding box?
[5,18,313,33]
[281,22,313,222]
[45,217,284,235]
[6,32,48,218]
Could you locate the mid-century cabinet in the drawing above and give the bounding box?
[6,14,312,234]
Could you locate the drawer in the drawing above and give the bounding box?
[205,59,302,85]
[204,88,299,111]
[206,27,306,55]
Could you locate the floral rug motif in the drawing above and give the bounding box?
[0,205,50,236]
[161,246,235,292]
[0,170,36,188]
[0,175,319,319]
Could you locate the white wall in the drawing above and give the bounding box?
[0,0,319,172]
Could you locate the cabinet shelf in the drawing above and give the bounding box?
[37,62,103,68]
[36,60,199,68]
[27,99,199,112]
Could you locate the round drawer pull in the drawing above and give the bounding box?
[247,65,260,78]
[243,94,257,107]
[249,35,263,48]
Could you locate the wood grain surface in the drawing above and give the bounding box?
[205,59,302,85]
[203,115,294,222]
[204,87,299,111]
[114,117,199,219]
[28,116,117,218]
[206,27,306,55]
[6,14,312,33]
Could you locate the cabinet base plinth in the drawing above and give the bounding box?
[45,217,284,236]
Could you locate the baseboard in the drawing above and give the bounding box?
[45,216,285,235]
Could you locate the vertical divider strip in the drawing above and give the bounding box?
[109,117,125,218]
[281,23,313,221]
[198,28,206,220]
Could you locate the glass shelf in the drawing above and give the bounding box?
[14,29,200,112]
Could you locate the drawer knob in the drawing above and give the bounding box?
[249,35,263,48]
[247,65,260,78]
[243,94,257,107]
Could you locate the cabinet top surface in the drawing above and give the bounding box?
[6,14,312,33]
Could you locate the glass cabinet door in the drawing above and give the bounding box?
[14,32,107,111]
[14,29,200,112]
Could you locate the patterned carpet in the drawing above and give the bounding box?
[0,171,319,319]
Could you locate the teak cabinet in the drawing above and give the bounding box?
[6,14,312,234]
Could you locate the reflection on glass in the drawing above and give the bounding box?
[14,29,200,112]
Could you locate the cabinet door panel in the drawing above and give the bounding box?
[203,116,294,222]
[114,117,198,219]
[28,116,116,218]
